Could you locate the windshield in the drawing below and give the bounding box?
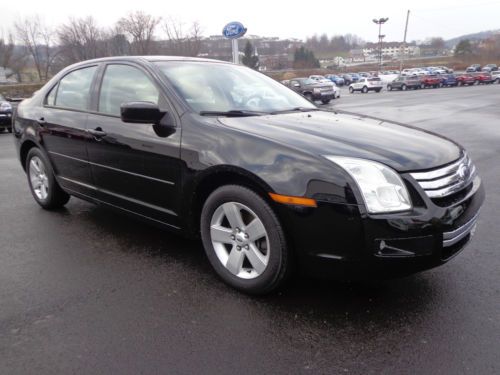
[154,61,316,114]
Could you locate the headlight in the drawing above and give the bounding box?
[324,156,412,213]
[0,102,12,111]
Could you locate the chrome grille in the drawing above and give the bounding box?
[443,212,479,248]
[410,154,476,198]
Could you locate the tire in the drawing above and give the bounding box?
[26,148,70,209]
[349,86,354,93]
[439,83,443,88]
[361,86,368,93]
[375,88,381,93]
[421,83,425,89]
[305,93,314,102]
[457,81,462,86]
[321,99,331,104]
[8,127,12,133]
[401,84,407,91]
[200,185,291,295]
[387,85,392,91]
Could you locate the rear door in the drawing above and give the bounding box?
[41,65,98,196]
[85,63,182,227]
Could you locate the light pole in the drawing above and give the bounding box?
[372,17,389,69]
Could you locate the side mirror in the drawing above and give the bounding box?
[121,101,165,124]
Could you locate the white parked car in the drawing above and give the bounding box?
[348,77,383,93]
[491,71,500,83]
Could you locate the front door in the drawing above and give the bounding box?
[85,63,181,227]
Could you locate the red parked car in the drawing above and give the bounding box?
[472,72,494,84]
[456,73,476,86]
[420,75,441,88]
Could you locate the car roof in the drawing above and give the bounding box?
[64,55,230,70]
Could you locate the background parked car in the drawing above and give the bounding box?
[325,74,345,86]
[349,77,383,93]
[0,94,13,133]
[456,73,476,86]
[420,74,441,88]
[491,71,500,83]
[482,64,498,72]
[439,74,457,87]
[286,78,336,103]
[387,76,421,91]
[473,72,494,84]
[466,64,481,72]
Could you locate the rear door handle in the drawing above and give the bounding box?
[88,127,107,138]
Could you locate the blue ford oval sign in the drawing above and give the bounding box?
[222,22,247,39]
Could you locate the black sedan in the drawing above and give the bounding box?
[0,94,13,132]
[13,57,484,294]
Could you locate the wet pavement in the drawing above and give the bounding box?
[1,84,499,374]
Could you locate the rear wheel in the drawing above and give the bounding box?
[387,85,392,91]
[401,84,407,91]
[8,127,12,133]
[200,185,290,295]
[304,93,314,102]
[421,83,425,89]
[26,148,70,209]
[321,99,331,104]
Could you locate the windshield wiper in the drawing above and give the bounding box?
[270,107,320,115]
[199,110,267,117]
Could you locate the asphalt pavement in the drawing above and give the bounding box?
[1,84,499,374]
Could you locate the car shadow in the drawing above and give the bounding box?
[53,200,443,327]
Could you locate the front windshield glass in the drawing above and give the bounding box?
[154,61,316,114]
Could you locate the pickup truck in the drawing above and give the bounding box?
[0,94,13,133]
[286,78,336,104]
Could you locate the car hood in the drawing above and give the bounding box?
[217,111,461,172]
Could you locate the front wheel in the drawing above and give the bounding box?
[387,85,392,91]
[200,185,291,295]
[401,84,407,91]
[361,86,368,93]
[321,99,331,104]
[26,148,70,209]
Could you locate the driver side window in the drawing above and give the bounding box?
[98,64,159,116]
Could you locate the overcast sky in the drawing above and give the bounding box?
[3,0,500,43]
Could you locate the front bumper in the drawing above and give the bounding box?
[275,174,485,280]
[0,112,12,127]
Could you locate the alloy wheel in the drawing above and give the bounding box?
[29,156,49,200]
[210,201,270,279]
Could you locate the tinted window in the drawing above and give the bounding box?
[99,64,159,116]
[55,66,97,110]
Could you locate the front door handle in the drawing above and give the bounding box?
[88,127,107,138]
[37,117,47,126]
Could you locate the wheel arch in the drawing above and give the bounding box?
[185,166,276,237]
[20,139,39,171]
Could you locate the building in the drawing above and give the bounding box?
[361,42,420,59]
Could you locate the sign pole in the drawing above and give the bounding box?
[232,39,239,64]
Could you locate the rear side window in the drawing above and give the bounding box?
[98,64,159,116]
[55,66,97,110]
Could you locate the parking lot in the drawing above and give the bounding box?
[1,84,499,374]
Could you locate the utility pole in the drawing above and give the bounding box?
[399,10,411,73]
[373,18,389,70]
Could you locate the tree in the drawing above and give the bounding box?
[242,41,259,70]
[117,11,161,55]
[454,39,473,57]
[57,16,104,64]
[0,34,15,70]
[293,46,320,69]
[14,16,59,81]
[162,19,203,57]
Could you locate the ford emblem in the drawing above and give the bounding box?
[222,22,247,39]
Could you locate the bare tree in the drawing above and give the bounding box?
[14,16,59,81]
[58,16,103,64]
[117,11,161,55]
[0,34,15,70]
[162,19,203,57]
